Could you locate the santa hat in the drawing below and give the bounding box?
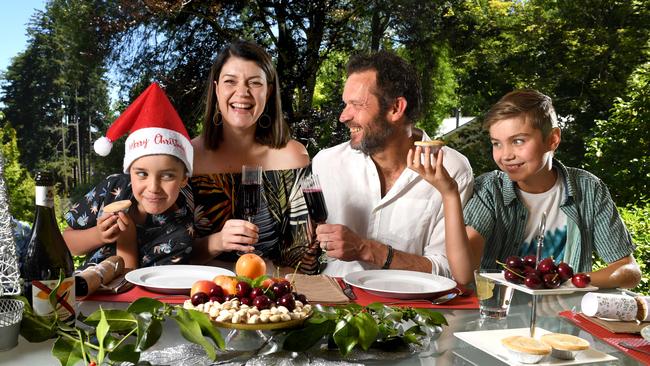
[94,83,193,176]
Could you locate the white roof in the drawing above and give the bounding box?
[436,116,476,136]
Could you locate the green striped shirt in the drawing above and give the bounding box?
[464,159,635,272]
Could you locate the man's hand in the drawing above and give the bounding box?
[315,224,368,262]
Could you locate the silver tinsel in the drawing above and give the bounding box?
[0,152,21,296]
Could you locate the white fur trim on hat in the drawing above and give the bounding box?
[123,127,193,176]
[94,136,113,156]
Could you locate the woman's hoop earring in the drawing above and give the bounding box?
[212,108,223,126]
[257,114,272,129]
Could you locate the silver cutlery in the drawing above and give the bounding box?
[387,292,458,306]
[618,341,650,356]
[342,282,357,300]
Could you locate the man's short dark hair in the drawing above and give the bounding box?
[346,51,422,123]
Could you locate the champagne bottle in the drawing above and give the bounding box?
[21,171,75,321]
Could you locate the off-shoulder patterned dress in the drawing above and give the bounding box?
[190,167,320,274]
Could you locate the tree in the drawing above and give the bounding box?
[0,116,35,222]
[585,60,650,205]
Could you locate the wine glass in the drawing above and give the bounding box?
[239,165,262,255]
[301,174,330,263]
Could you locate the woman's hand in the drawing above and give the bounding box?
[208,219,259,254]
[407,147,458,196]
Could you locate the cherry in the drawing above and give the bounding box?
[524,273,543,289]
[571,273,591,288]
[208,285,224,298]
[249,287,265,299]
[277,293,296,311]
[236,281,252,298]
[191,292,209,306]
[209,296,224,304]
[278,279,293,292]
[271,282,289,298]
[536,257,557,275]
[293,292,307,304]
[240,297,252,306]
[252,295,272,310]
[522,265,541,278]
[522,255,537,267]
[505,256,524,269]
[503,267,524,284]
[543,273,561,289]
[224,294,238,301]
[557,262,574,282]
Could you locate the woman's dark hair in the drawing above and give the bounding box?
[202,40,290,149]
[346,51,422,123]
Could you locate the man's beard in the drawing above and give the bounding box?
[350,115,396,155]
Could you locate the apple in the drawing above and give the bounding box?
[191,280,220,297]
[571,273,591,288]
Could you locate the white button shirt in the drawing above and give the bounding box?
[312,133,474,277]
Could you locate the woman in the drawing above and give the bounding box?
[191,40,319,274]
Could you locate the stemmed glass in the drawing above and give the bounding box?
[239,165,262,255]
[301,174,330,263]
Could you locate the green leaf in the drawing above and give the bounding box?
[19,297,58,342]
[172,308,219,360]
[52,336,84,366]
[127,298,165,315]
[413,308,448,326]
[134,312,163,351]
[182,308,225,350]
[351,312,379,351]
[96,309,109,364]
[283,320,335,352]
[333,317,359,356]
[84,309,136,332]
[109,343,140,364]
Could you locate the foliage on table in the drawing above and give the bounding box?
[282,302,447,356]
[18,294,224,366]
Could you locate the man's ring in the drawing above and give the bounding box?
[323,241,328,251]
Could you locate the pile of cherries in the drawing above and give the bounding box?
[191,280,308,312]
[499,255,591,289]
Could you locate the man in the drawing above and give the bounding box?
[312,51,474,277]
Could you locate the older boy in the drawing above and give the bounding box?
[410,89,641,288]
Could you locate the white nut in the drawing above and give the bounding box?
[247,307,260,316]
[295,300,304,308]
[303,304,312,312]
[277,306,289,314]
[260,314,270,323]
[208,307,220,318]
[248,314,259,324]
[270,307,279,315]
[260,309,272,316]
[232,313,241,324]
[280,313,291,321]
[269,314,281,323]
[195,304,204,312]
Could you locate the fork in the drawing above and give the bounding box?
[386,292,458,306]
[619,341,650,356]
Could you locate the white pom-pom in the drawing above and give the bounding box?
[94,136,113,156]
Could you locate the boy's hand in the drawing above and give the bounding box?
[213,219,259,253]
[96,211,134,243]
[407,146,458,196]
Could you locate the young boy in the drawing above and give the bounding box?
[409,89,641,288]
[63,83,195,269]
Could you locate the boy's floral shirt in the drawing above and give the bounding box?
[66,174,194,268]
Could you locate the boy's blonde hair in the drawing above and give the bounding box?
[483,89,558,139]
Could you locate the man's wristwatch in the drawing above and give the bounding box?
[382,245,394,269]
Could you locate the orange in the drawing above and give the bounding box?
[213,275,238,296]
[235,253,267,279]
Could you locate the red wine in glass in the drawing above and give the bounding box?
[303,188,328,224]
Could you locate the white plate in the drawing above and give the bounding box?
[454,327,617,366]
[343,269,456,300]
[481,272,598,295]
[125,265,235,294]
[642,325,650,341]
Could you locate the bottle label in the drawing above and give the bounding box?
[35,186,55,208]
[31,277,76,320]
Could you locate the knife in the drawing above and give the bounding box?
[342,281,357,300]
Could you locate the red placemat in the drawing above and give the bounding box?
[335,278,478,309]
[559,310,650,365]
[83,286,188,304]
